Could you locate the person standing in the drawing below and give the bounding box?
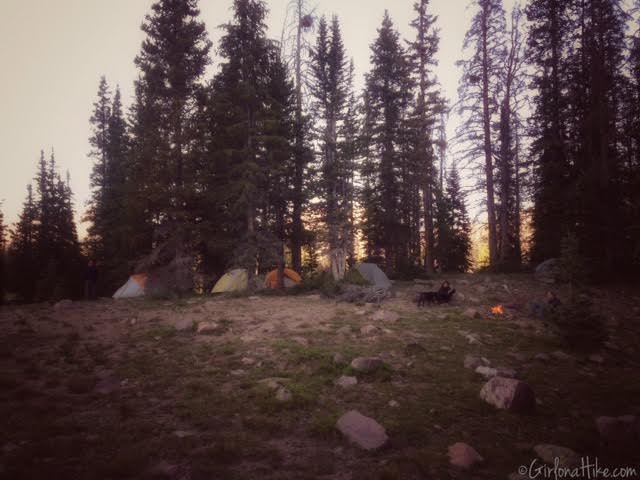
[85,260,98,300]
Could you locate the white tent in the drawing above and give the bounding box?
[113,274,148,299]
[355,263,392,290]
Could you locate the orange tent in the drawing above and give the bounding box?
[264,268,302,289]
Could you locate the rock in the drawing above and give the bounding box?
[241,357,255,366]
[292,336,309,346]
[533,444,580,468]
[456,292,466,301]
[507,352,528,362]
[54,299,73,311]
[475,366,517,379]
[463,308,481,319]
[275,387,292,402]
[372,310,400,323]
[447,442,483,470]
[196,321,219,334]
[248,296,260,301]
[336,326,352,335]
[479,377,535,413]
[333,353,346,365]
[588,354,604,364]
[146,460,177,478]
[388,400,399,408]
[534,353,550,362]
[336,376,358,388]
[551,350,572,361]
[94,377,120,395]
[360,324,380,335]
[464,333,482,345]
[405,343,426,356]
[173,430,197,438]
[464,355,490,370]
[595,415,638,445]
[350,357,384,372]
[258,377,288,390]
[336,410,389,450]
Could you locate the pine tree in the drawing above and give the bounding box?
[8,185,38,301]
[309,15,350,279]
[407,0,443,274]
[130,0,211,238]
[457,0,506,267]
[360,12,414,272]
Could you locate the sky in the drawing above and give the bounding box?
[0,0,518,233]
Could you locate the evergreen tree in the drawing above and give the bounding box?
[309,15,350,279]
[360,12,414,273]
[129,0,211,239]
[407,0,443,273]
[8,185,38,301]
[457,0,506,267]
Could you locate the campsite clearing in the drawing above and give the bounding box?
[1,274,639,479]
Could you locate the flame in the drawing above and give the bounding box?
[491,305,504,315]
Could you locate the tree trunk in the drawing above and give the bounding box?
[291,0,304,272]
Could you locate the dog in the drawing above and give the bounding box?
[416,281,456,306]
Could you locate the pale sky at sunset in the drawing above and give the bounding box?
[0,0,519,232]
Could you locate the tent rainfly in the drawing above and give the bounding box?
[355,263,392,290]
[113,274,148,299]
[211,268,249,293]
[264,268,302,289]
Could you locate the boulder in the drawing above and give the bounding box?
[350,357,384,372]
[595,415,638,445]
[372,310,400,323]
[464,354,490,370]
[480,377,535,413]
[448,442,483,470]
[336,410,389,450]
[463,308,481,319]
[533,444,580,468]
[196,321,219,334]
[335,376,358,388]
[360,325,381,335]
[475,366,517,379]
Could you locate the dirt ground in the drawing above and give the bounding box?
[1,274,639,480]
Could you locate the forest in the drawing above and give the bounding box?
[1,0,639,301]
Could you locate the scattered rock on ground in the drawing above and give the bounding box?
[360,324,380,335]
[350,357,384,372]
[333,353,346,365]
[534,353,550,362]
[335,376,358,388]
[534,444,580,468]
[464,354,490,370]
[372,310,399,323]
[475,366,517,379]
[480,377,535,413]
[463,308,481,319]
[595,415,638,445]
[275,386,292,402]
[336,410,389,451]
[196,321,219,334]
[551,351,572,361]
[292,336,309,346]
[448,442,483,470]
[388,400,399,408]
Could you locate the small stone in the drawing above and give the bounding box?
[595,415,637,445]
[248,296,259,301]
[533,444,580,468]
[534,353,550,362]
[336,376,358,388]
[241,357,255,366]
[588,354,604,364]
[448,442,483,470]
[551,350,572,361]
[173,430,196,438]
[336,410,389,450]
[258,377,288,390]
[388,400,399,408]
[292,336,309,346]
[333,353,346,365]
[128,317,137,326]
[350,357,384,372]
[463,308,481,319]
[475,366,517,379]
[360,324,380,335]
[464,355,489,370]
[336,326,352,335]
[480,377,535,413]
[230,369,246,376]
[196,321,219,334]
[275,387,292,402]
[372,310,400,323]
[54,299,73,311]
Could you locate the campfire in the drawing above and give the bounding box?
[491,304,505,315]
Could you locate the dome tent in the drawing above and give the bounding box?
[211,269,249,293]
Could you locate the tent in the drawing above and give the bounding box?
[264,268,302,289]
[113,274,148,299]
[355,263,392,290]
[211,268,249,293]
